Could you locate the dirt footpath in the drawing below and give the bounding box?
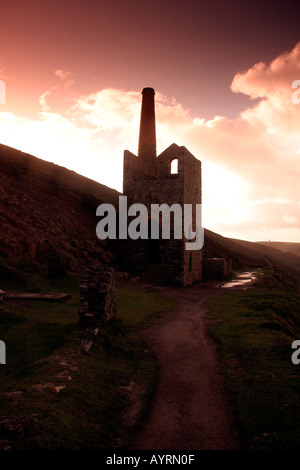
[126,283,245,450]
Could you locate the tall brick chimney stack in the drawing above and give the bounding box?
[138,87,156,159]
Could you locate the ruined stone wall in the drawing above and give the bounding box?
[182,147,202,285]
[155,145,202,285]
[123,150,157,206]
[202,258,232,280]
[122,144,202,286]
[78,265,116,326]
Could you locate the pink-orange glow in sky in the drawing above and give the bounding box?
[1,0,300,242]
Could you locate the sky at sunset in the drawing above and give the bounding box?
[1,0,300,242]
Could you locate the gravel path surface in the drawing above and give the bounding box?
[126,277,252,450]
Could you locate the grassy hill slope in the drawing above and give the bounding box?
[257,241,300,257]
[0,144,119,271]
[204,229,300,273]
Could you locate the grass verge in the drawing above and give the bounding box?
[207,265,300,449]
[0,258,175,449]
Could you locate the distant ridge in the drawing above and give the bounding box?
[204,229,300,273]
[257,241,300,257]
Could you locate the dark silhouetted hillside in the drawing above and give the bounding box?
[231,237,300,271]
[0,144,119,271]
[257,241,300,257]
[1,143,300,279]
[204,229,300,273]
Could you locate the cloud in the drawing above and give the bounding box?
[39,91,52,112]
[231,43,300,102]
[38,69,75,113]
[180,43,300,240]
[54,69,75,88]
[283,214,298,225]
[0,69,7,81]
[69,88,141,131]
[1,44,300,241]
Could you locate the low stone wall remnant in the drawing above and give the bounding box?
[202,257,232,280]
[78,265,116,326]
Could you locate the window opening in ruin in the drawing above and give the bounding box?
[171,159,178,174]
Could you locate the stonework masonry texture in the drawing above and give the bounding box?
[78,265,116,326]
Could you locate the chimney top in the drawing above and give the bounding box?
[138,87,156,159]
[142,87,155,95]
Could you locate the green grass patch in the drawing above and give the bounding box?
[0,258,176,449]
[2,318,157,450]
[207,266,300,449]
[117,286,176,328]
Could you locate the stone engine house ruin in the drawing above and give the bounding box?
[122,87,202,286]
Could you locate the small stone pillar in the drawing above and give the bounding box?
[78,265,116,326]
